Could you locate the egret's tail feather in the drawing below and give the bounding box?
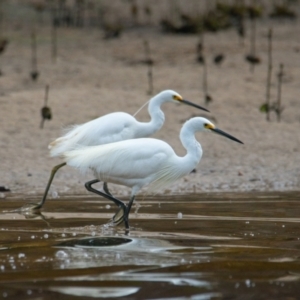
[49,136,78,157]
[48,125,82,157]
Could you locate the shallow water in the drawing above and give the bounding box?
[0,192,300,299]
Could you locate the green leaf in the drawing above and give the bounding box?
[260,103,269,113]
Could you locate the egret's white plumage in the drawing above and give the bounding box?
[64,117,243,228]
[49,90,208,157]
[24,90,208,211]
[64,136,201,195]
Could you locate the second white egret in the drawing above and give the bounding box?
[63,117,243,230]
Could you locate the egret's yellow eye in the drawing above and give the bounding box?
[173,95,183,101]
[204,123,214,129]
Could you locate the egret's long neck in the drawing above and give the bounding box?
[136,95,165,137]
[179,119,203,170]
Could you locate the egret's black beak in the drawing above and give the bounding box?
[182,99,210,113]
[211,128,244,144]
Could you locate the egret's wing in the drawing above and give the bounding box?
[49,112,137,157]
[64,138,175,187]
[90,139,172,181]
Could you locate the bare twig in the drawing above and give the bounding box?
[51,17,57,63]
[197,18,210,106]
[203,58,207,103]
[250,11,256,73]
[196,18,204,64]
[237,15,245,46]
[144,39,151,60]
[40,85,52,129]
[144,40,154,95]
[0,3,5,76]
[198,26,212,106]
[266,28,273,121]
[31,30,39,80]
[44,84,49,106]
[32,31,37,70]
[130,0,138,26]
[276,63,284,122]
[0,1,3,39]
[144,5,152,25]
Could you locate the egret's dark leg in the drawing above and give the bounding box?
[123,195,136,231]
[103,182,112,196]
[103,182,127,225]
[126,195,136,215]
[85,179,127,227]
[85,179,125,208]
[22,162,66,211]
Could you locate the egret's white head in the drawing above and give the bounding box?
[154,90,182,102]
[188,117,243,144]
[202,118,216,131]
[155,90,210,112]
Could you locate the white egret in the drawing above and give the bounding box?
[26,90,209,210]
[63,117,243,230]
